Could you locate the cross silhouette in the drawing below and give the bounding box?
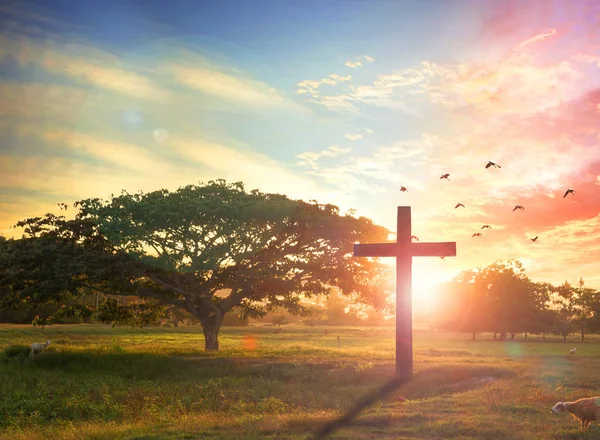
[354,206,457,380]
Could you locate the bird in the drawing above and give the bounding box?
[411,235,419,241]
[485,161,501,169]
[563,189,575,198]
[481,225,492,229]
[440,173,450,180]
[455,203,465,208]
[400,186,407,192]
[472,233,482,237]
[531,236,538,242]
[513,205,524,211]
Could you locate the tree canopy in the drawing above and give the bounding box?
[0,180,392,350]
[433,259,600,341]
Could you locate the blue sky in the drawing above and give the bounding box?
[2,0,600,302]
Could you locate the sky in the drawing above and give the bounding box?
[1,0,600,309]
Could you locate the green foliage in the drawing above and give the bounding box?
[433,259,600,340]
[0,180,391,350]
[97,298,169,328]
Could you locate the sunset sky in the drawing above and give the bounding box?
[1,0,600,307]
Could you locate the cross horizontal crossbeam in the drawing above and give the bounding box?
[353,242,456,258]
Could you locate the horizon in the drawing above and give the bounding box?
[1,0,599,300]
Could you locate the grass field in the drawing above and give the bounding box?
[1,324,599,440]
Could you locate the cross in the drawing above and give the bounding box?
[353,206,456,380]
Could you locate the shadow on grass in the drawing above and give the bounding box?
[1,346,392,386]
[292,364,516,439]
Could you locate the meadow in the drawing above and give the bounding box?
[1,324,599,440]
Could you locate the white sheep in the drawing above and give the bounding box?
[569,347,576,355]
[29,339,50,358]
[551,397,600,431]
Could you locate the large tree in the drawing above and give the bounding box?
[0,180,391,350]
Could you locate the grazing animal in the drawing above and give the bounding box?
[400,186,407,192]
[440,173,450,180]
[30,340,50,358]
[513,205,524,211]
[551,397,600,431]
[472,233,482,237]
[411,235,419,241]
[531,236,538,242]
[485,161,501,169]
[570,347,577,355]
[481,225,491,229]
[455,203,465,208]
[563,189,575,198]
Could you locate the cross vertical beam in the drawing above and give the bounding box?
[396,207,412,380]
[353,206,457,380]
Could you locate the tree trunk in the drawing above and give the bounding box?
[200,315,224,351]
[510,332,516,340]
[493,332,497,340]
[542,332,545,341]
[524,332,527,340]
[500,332,507,341]
[581,325,585,342]
[472,332,476,340]
[563,334,567,342]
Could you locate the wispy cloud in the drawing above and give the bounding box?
[345,55,375,68]
[344,128,374,140]
[514,28,558,51]
[295,73,352,97]
[169,64,288,108]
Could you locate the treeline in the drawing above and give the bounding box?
[431,259,600,341]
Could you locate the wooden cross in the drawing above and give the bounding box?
[354,206,456,380]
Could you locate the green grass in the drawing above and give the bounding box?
[1,324,599,439]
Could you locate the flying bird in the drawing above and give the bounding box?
[563,189,575,198]
[531,236,538,242]
[513,205,524,211]
[472,233,482,237]
[440,174,450,180]
[400,186,407,192]
[485,161,501,169]
[411,235,419,241]
[455,203,465,208]
[481,225,492,229]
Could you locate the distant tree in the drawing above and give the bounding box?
[434,269,487,339]
[569,278,599,341]
[271,315,289,327]
[473,259,536,340]
[0,180,391,351]
[553,281,577,341]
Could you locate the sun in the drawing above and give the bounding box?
[412,261,452,314]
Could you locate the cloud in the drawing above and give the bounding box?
[344,128,374,140]
[574,53,600,67]
[296,145,352,169]
[169,64,288,108]
[3,36,168,101]
[345,55,375,68]
[295,73,352,97]
[166,135,331,201]
[315,55,580,116]
[41,130,172,173]
[514,28,558,51]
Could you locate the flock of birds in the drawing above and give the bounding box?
[400,161,576,259]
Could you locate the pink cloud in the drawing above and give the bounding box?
[514,28,558,50]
